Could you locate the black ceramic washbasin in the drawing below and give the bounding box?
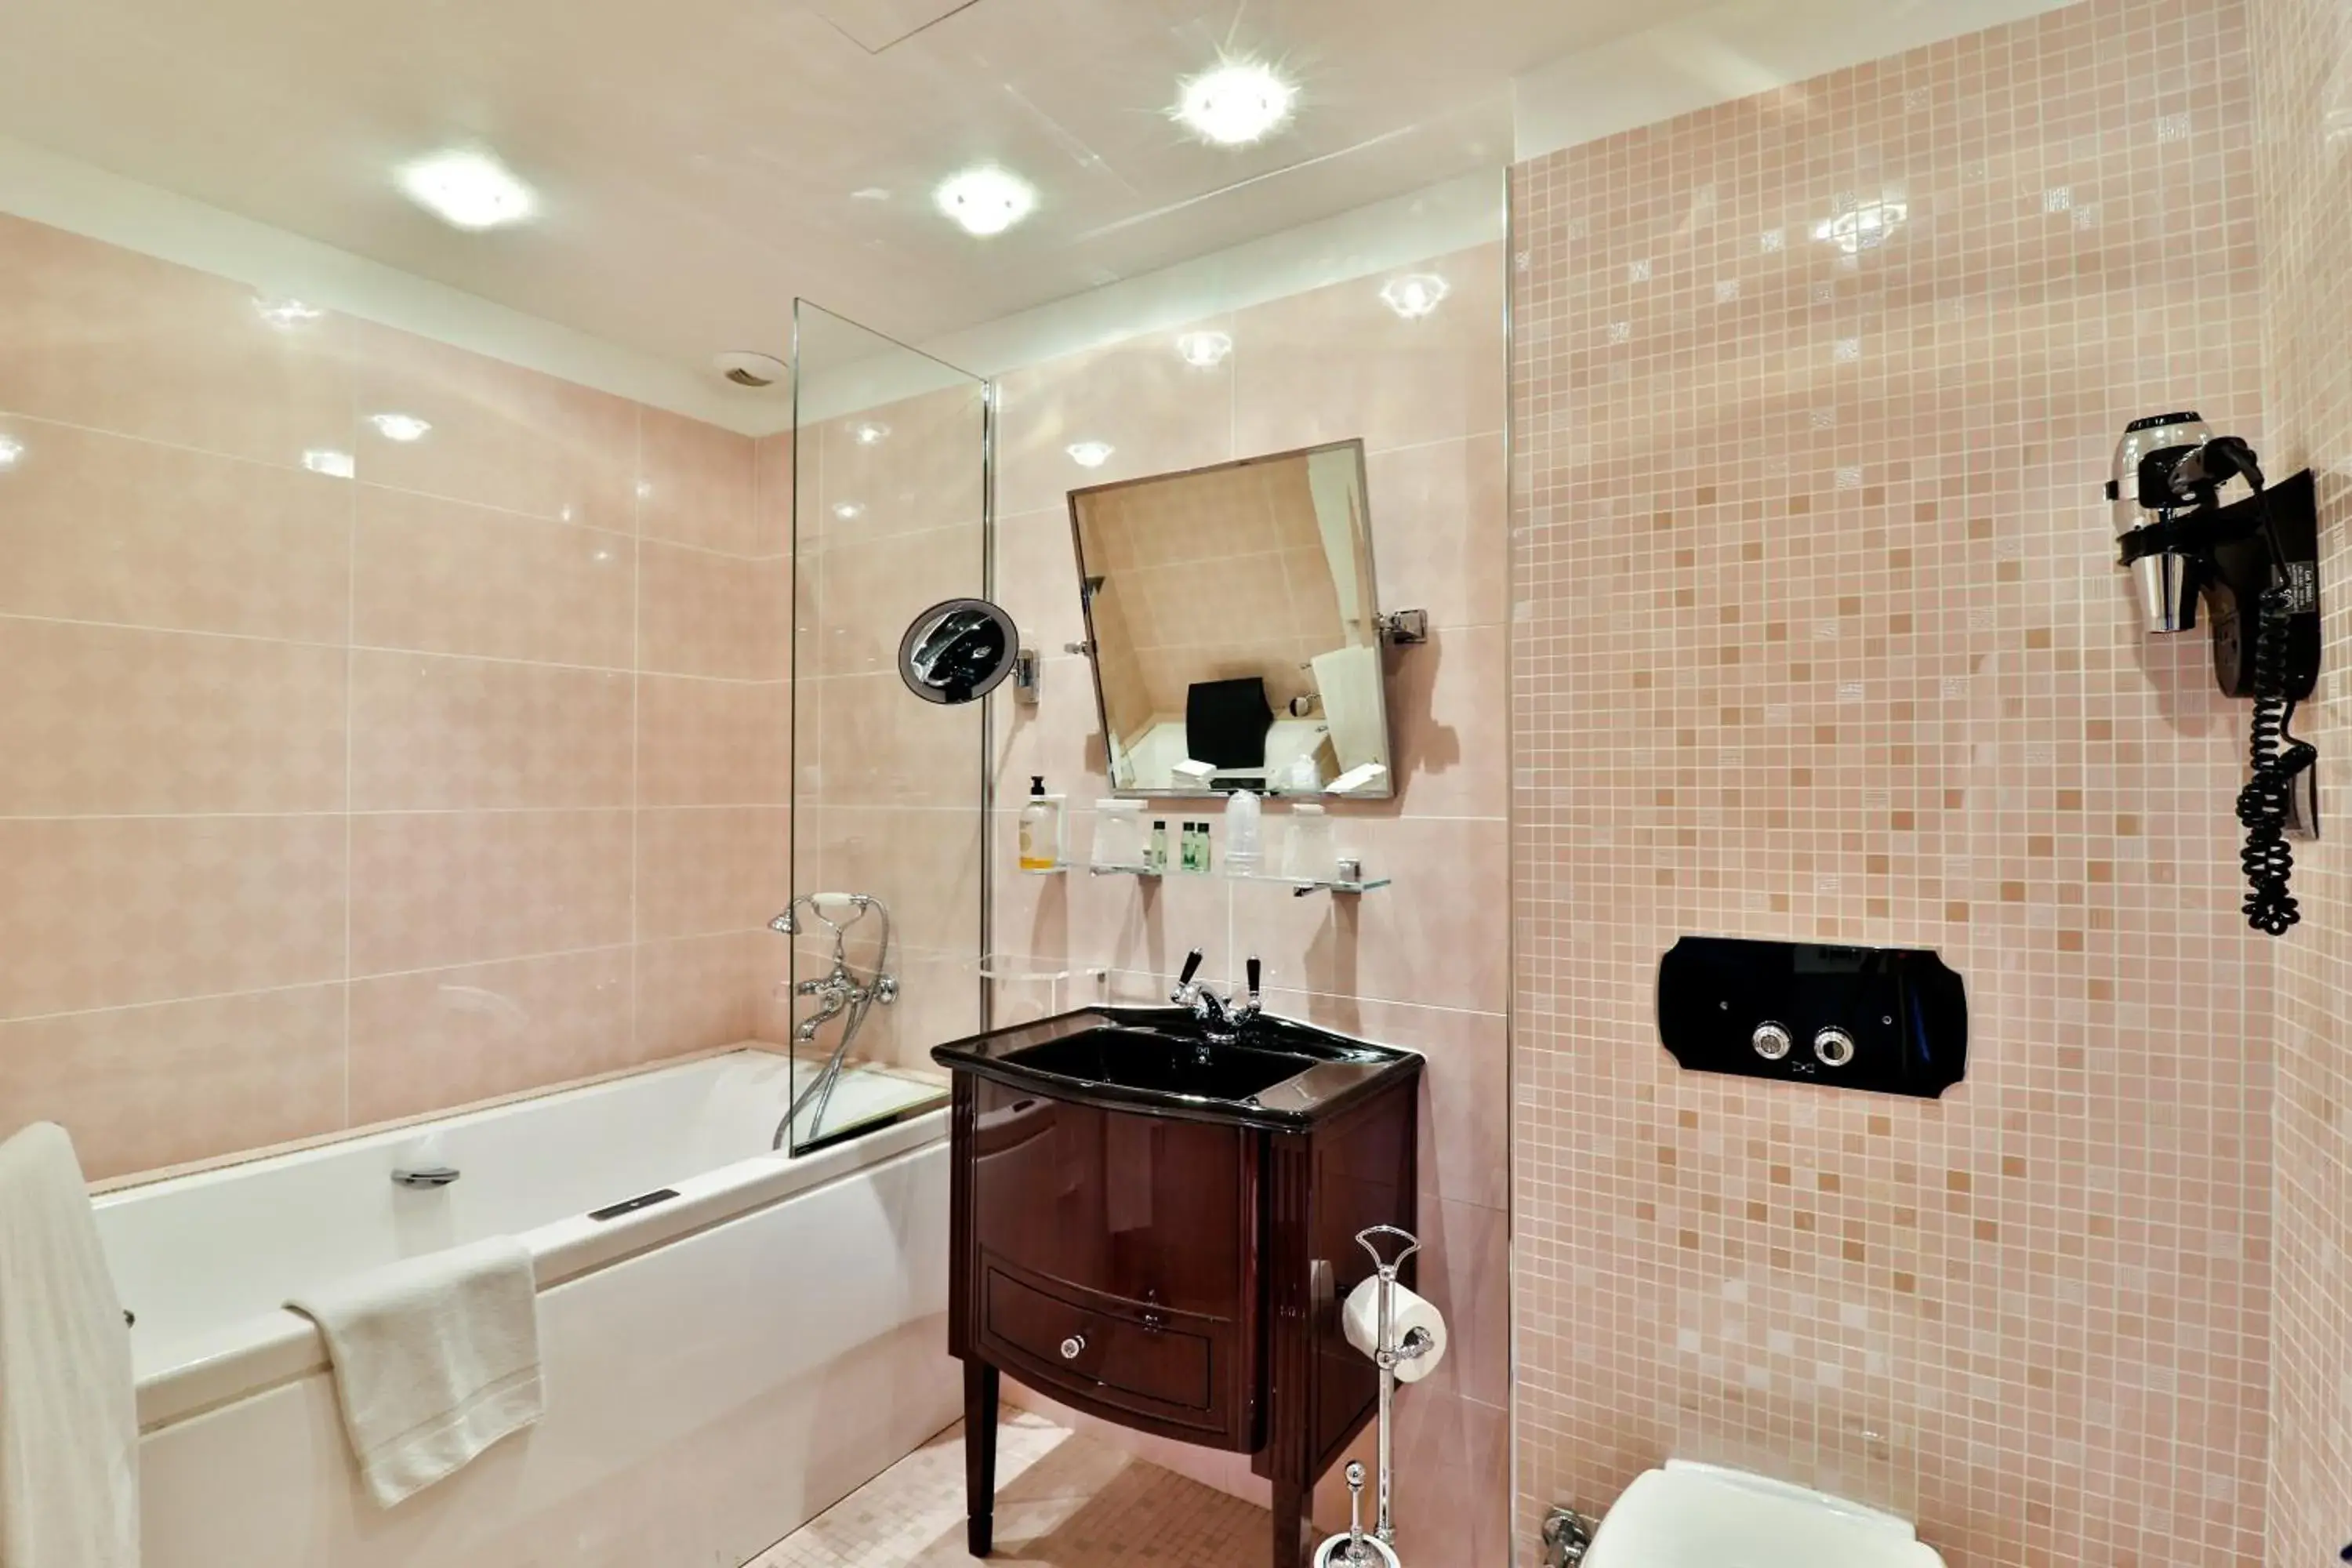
[1000,1027,1319,1102]
[932,1006,1421,1128]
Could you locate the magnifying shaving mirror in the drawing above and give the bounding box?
[898,597,1020,705]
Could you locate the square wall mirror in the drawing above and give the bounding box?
[1069,439,1395,800]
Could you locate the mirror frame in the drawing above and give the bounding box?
[1065,437,1396,800]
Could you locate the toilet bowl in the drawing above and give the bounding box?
[1583,1461,1947,1568]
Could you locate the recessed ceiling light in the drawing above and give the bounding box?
[368,412,434,442]
[397,150,536,231]
[851,422,891,446]
[1067,441,1116,468]
[253,296,324,328]
[1380,274,1450,320]
[302,448,355,478]
[935,166,1036,237]
[1176,331,1233,368]
[0,435,23,469]
[1174,60,1298,147]
[833,502,866,521]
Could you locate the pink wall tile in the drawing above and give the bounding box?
[350,320,640,528]
[0,213,354,467]
[1232,249,1504,458]
[636,931,775,1058]
[993,325,1236,517]
[1365,434,1508,632]
[637,806,790,941]
[0,815,346,1018]
[2249,0,2352,1552]
[0,985,347,1180]
[353,486,636,669]
[349,808,633,976]
[640,408,760,557]
[637,675,790,807]
[640,541,788,681]
[1509,2,2272,1560]
[0,618,345,815]
[0,416,350,642]
[350,651,634,811]
[0,213,795,1181]
[347,947,635,1123]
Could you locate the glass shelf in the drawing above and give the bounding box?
[1228,870,1392,896]
[1087,862,1164,878]
[1018,862,1069,877]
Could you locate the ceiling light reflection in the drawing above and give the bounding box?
[1176,330,1233,367]
[0,435,23,470]
[1174,60,1298,147]
[254,296,324,328]
[368,412,433,442]
[1380,274,1450,320]
[303,449,356,478]
[1066,441,1116,468]
[935,166,1036,237]
[851,422,891,446]
[833,502,865,521]
[397,150,536,231]
[1814,199,1907,254]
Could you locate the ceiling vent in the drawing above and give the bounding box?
[714,350,789,389]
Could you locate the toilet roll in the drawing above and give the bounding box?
[1340,1274,1446,1383]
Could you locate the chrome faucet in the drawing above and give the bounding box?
[1170,949,1262,1045]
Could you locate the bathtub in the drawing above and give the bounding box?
[96,1049,956,1568]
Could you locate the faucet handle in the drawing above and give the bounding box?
[1171,947,1204,1003]
[1244,956,1262,1016]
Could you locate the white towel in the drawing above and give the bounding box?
[0,1123,138,1568]
[289,1236,543,1508]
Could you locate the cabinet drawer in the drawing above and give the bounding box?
[982,1267,1214,1413]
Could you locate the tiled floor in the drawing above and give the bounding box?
[756,1412,1269,1568]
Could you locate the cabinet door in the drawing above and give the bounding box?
[969,1078,1252,1317]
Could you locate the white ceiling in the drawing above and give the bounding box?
[0,0,1722,372]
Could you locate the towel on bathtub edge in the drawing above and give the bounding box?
[288,1234,543,1508]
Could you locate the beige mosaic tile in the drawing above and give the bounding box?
[755,1413,1268,1568]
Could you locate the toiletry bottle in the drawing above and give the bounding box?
[1149,819,1170,873]
[1225,789,1264,875]
[1018,775,1064,872]
[1196,818,1213,875]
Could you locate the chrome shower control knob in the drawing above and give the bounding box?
[1059,1334,1086,1360]
[1750,1022,1793,1060]
[1813,1026,1857,1067]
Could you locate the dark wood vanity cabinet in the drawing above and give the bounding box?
[942,1018,1421,1568]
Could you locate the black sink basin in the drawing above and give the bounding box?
[932,1006,1421,1128]
[1001,1028,1318,1101]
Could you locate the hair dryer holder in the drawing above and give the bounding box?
[2117,466,2320,703]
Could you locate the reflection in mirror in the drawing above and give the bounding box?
[898,598,1018,704]
[1069,440,1393,799]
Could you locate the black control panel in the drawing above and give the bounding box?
[1657,937,1967,1098]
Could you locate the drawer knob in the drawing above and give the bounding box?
[1060,1334,1086,1360]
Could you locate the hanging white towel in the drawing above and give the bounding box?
[0,1122,139,1568]
[289,1236,543,1508]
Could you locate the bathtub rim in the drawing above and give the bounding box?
[126,1072,946,1434]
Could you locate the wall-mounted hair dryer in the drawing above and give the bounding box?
[2107,412,2321,935]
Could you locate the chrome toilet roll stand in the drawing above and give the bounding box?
[1312,1225,1436,1568]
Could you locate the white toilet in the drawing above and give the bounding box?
[1583,1461,1947,1568]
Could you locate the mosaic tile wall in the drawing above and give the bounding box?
[983,240,1512,1568]
[2248,0,2352,1555]
[1508,1,2276,1562]
[0,213,794,1180]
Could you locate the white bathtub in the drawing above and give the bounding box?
[97,1049,956,1568]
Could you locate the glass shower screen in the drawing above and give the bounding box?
[779,300,989,1152]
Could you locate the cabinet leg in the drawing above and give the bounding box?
[964,1360,1000,1557]
[1272,1480,1309,1568]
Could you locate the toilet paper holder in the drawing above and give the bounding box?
[1314,1225,1434,1568]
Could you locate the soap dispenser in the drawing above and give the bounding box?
[1018,776,1064,872]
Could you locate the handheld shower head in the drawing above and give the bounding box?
[768,909,798,935]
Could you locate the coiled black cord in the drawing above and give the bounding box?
[2235,576,2316,935]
